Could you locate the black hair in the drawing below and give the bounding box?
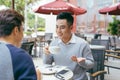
[56,12,73,27]
[0,9,24,37]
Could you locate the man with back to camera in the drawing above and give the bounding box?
[43,12,94,80]
[0,9,41,80]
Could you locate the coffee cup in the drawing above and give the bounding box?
[49,46,60,54]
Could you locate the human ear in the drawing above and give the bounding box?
[12,27,19,36]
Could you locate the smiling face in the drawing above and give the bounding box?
[56,19,72,43]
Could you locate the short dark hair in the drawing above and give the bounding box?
[56,12,73,26]
[0,9,24,37]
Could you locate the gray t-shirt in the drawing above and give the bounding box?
[0,42,14,80]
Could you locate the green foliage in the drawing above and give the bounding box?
[27,12,45,29]
[37,17,45,28]
[27,12,35,28]
[0,0,25,14]
[0,0,11,8]
[27,0,38,5]
[37,27,45,31]
[0,0,45,31]
[0,0,40,15]
[107,17,120,37]
[15,0,25,15]
[24,31,32,35]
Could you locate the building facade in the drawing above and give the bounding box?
[69,0,120,35]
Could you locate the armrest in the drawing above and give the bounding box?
[105,50,120,53]
[90,70,107,78]
[105,54,120,59]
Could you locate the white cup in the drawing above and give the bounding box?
[49,46,60,54]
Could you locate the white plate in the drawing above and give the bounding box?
[38,65,67,75]
[41,69,56,75]
[39,66,56,75]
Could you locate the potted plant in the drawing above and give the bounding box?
[107,16,120,49]
[107,16,120,37]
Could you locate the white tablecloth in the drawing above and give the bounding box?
[38,65,73,80]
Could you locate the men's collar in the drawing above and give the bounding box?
[58,34,76,44]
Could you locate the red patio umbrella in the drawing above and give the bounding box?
[34,0,86,32]
[34,0,86,15]
[99,3,120,15]
[98,3,120,34]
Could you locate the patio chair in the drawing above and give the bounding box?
[44,33,53,45]
[37,33,53,54]
[89,48,107,80]
[90,39,111,74]
[91,39,109,50]
[75,33,86,40]
[91,39,120,74]
[38,33,53,46]
[109,36,120,51]
[103,37,120,74]
[94,34,101,39]
[104,50,120,74]
[21,41,34,56]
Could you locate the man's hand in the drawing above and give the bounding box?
[36,69,41,80]
[71,56,86,63]
[43,46,50,54]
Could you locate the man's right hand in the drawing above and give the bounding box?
[43,46,50,54]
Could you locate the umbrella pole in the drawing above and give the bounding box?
[104,13,109,34]
[113,0,117,4]
[35,14,38,37]
[12,0,14,10]
[72,15,76,33]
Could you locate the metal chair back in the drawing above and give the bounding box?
[21,41,34,56]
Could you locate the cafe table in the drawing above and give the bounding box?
[38,65,73,80]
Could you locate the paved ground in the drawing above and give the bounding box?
[105,68,120,80]
[104,59,120,80]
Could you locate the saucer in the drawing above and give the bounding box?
[40,68,56,75]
